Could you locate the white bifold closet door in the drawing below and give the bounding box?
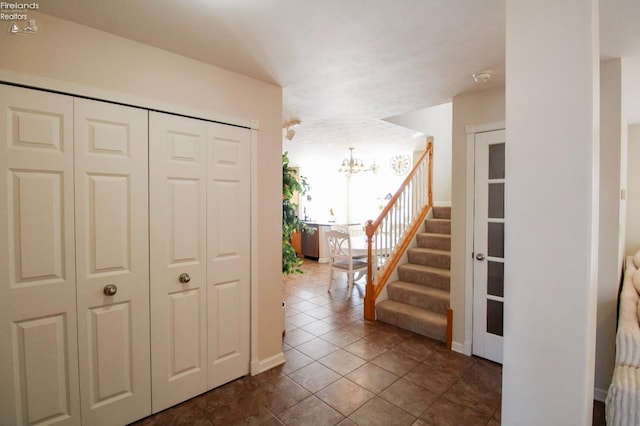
[149,113,208,412]
[0,84,251,424]
[206,122,251,390]
[0,87,151,425]
[149,112,251,413]
[0,85,81,426]
[73,99,151,425]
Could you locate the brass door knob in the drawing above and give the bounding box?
[103,284,117,296]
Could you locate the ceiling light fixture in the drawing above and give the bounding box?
[285,128,295,141]
[472,70,492,83]
[283,119,301,141]
[338,147,378,176]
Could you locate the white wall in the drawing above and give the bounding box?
[595,59,626,400]
[621,56,640,258]
[0,12,284,365]
[503,1,599,424]
[451,63,624,406]
[384,102,453,205]
[450,86,505,349]
[627,124,640,254]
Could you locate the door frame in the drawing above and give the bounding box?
[463,121,505,356]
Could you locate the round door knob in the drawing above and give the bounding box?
[475,253,485,261]
[103,284,117,296]
[179,273,191,284]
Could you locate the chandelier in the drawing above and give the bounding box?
[338,148,378,176]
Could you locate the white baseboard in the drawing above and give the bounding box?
[250,352,286,376]
[451,340,472,356]
[594,387,608,402]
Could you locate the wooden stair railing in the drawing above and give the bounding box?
[364,138,433,320]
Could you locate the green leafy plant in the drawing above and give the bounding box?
[282,152,312,274]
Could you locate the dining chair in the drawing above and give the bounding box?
[330,224,367,259]
[325,230,368,297]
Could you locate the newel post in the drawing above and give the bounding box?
[364,220,376,320]
[427,138,433,207]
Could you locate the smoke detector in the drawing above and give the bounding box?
[472,71,493,83]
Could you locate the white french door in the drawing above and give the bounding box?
[472,129,506,364]
[74,99,150,425]
[0,85,81,426]
[149,112,208,413]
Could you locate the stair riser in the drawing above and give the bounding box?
[387,286,449,314]
[398,266,450,291]
[417,234,451,251]
[432,207,451,220]
[377,307,446,342]
[424,220,451,235]
[407,249,450,269]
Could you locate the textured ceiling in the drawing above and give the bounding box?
[39,0,640,164]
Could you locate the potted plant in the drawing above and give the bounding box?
[282,152,312,336]
[282,151,312,275]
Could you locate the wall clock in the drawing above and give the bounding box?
[390,154,410,175]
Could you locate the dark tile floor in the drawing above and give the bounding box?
[133,259,606,426]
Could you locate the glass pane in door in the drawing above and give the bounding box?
[487,299,504,336]
[488,183,504,219]
[488,143,505,179]
[487,222,504,258]
[487,261,504,297]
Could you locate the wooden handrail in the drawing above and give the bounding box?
[364,139,433,320]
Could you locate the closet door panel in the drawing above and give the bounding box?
[11,170,65,283]
[149,112,207,413]
[74,99,150,425]
[0,85,80,425]
[207,123,251,389]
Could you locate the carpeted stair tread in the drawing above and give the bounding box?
[397,263,450,291]
[408,247,450,255]
[387,280,450,313]
[432,206,451,220]
[424,218,451,235]
[376,300,447,342]
[407,247,451,269]
[417,233,451,251]
[398,263,451,277]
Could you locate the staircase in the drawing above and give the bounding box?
[376,206,451,342]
